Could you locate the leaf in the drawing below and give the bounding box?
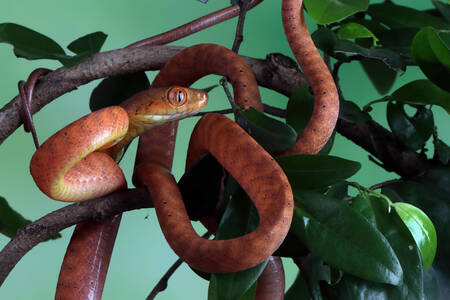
[276,154,361,190]
[0,196,60,240]
[411,27,450,92]
[286,84,314,134]
[311,27,347,60]
[337,22,379,46]
[394,202,437,271]
[285,271,311,300]
[89,72,150,111]
[391,79,450,113]
[386,102,435,151]
[304,0,369,25]
[318,130,335,155]
[350,194,376,225]
[326,181,348,201]
[360,59,397,95]
[67,31,107,55]
[367,3,450,30]
[179,154,223,221]
[210,180,268,300]
[375,28,419,55]
[339,100,371,123]
[0,23,66,60]
[434,138,450,164]
[334,40,405,72]
[236,108,297,153]
[292,190,403,285]
[432,0,450,22]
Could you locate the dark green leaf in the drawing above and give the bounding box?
[423,267,442,300]
[179,154,223,221]
[0,23,66,60]
[394,202,437,271]
[0,196,60,240]
[286,84,314,134]
[387,102,434,151]
[412,27,450,92]
[434,138,450,164]
[326,181,348,201]
[421,167,450,195]
[310,256,331,299]
[391,79,450,113]
[304,0,369,25]
[360,59,397,95]
[292,190,403,285]
[311,27,347,60]
[210,180,268,300]
[67,31,107,55]
[285,271,311,300]
[351,194,376,225]
[339,99,371,123]
[338,22,378,46]
[376,28,419,55]
[432,0,450,22]
[236,108,297,153]
[89,72,150,111]
[276,154,361,190]
[334,40,405,71]
[368,3,450,30]
[318,130,335,155]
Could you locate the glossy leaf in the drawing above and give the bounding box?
[179,154,223,221]
[304,0,369,25]
[391,79,450,113]
[0,23,66,60]
[89,72,150,111]
[292,190,403,285]
[350,194,376,225]
[394,202,437,271]
[236,108,297,153]
[367,3,450,30]
[339,99,371,123]
[276,154,361,190]
[411,27,450,92]
[326,181,348,201]
[338,22,378,46]
[376,27,419,56]
[311,27,347,60]
[387,102,434,151]
[67,31,107,55]
[360,59,397,95]
[334,40,405,72]
[286,84,314,134]
[210,181,268,300]
[285,271,311,300]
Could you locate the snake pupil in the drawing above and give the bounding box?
[177,91,184,102]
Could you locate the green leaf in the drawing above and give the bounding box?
[0,196,60,240]
[338,22,379,46]
[391,79,450,113]
[67,31,107,55]
[360,59,397,95]
[432,0,450,22]
[311,27,347,60]
[304,0,369,25]
[433,138,450,165]
[89,72,150,111]
[285,271,312,300]
[394,202,437,271]
[179,154,222,221]
[368,3,450,30]
[0,23,66,60]
[334,40,405,72]
[411,27,450,92]
[286,84,314,134]
[236,108,297,153]
[375,28,419,56]
[292,190,403,285]
[276,154,361,190]
[387,102,434,151]
[318,130,335,155]
[209,180,268,300]
[339,100,371,123]
[326,181,348,201]
[351,194,376,225]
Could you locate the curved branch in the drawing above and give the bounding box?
[0,187,151,286]
[0,45,306,146]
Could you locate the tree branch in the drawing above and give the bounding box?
[0,187,151,286]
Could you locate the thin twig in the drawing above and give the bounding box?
[146,232,212,300]
[369,179,403,191]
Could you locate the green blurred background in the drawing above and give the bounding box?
[0,0,446,299]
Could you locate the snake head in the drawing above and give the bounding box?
[121,86,208,128]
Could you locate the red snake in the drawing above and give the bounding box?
[28,0,338,298]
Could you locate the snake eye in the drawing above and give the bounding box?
[168,87,188,107]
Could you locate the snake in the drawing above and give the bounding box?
[28,0,338,298]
